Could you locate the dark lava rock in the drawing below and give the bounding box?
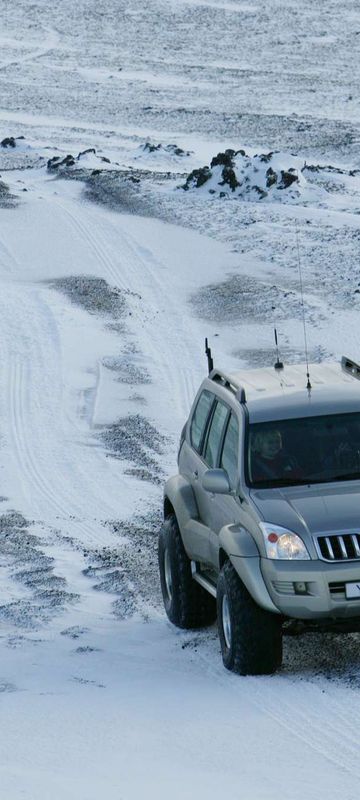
[305,163,347,175]
[182,166,212,190]
[259,152,274,163]
[211,149,236,168]
[166,144,189,157]
[143,142,162,153]
[278,169,299,189]
[143,141,190,157]
[252,185,268,198]
[1,137,16,148]
[78,148,96,159]
[47,154,76,171]
[219,165,240,191]
[266,167,277,188]
[47,156,61,169]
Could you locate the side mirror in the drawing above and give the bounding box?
[202,468,231,495]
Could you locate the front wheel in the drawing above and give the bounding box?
[217,560,282,675]
[158,514,216,629]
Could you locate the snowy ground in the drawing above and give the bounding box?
[1,0,360,797]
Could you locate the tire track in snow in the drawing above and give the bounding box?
[9,355,65,519]
[1,284,124,546]
[51,195,198,420]
[193,637,360,781]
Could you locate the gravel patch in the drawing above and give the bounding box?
[48,276,127,319]
[283,631,360,688]
[190,274,319,325]
[102,354,151,385]
[235,344,329,369]
[0,512,79,629]
[99,414,166,484]
[84,168,183,216]
[82,510,162,620]
[61,626,89,639]
[0,180,17,208]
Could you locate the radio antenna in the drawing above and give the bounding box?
[295,223,312,391]
[205,337,213,374]
[274,327,284,370]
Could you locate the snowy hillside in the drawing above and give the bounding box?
[1,0,360,798]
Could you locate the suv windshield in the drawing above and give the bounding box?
[248,412,360,488]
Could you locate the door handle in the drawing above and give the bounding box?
[193,470,199,479]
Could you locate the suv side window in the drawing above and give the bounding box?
[221,413,239,487]
[190,390,214,453]
[204,401,229,468]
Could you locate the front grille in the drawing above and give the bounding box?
[317,534,360,561]
[329,581,346,596]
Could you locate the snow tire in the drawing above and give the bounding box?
[217,560,282,675]
[158,514,216,629]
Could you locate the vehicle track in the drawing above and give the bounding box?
[51,193,199,421]
[192,633,360,782]
[0,282,127,547]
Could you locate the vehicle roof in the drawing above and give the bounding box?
[210,359,360,422]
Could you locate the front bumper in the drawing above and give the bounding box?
[262,557,360,620]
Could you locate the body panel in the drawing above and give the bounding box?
[166,359,360,624]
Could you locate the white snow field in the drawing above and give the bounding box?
[1,0,360,797]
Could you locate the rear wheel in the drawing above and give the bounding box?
[158,514,216,629]
[217,560,282,675]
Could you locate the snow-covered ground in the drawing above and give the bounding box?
[1,0,360,797]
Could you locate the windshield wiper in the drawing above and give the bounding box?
[252,478,312,488]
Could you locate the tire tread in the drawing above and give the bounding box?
[159,515,216,629]
[217,560,282,675]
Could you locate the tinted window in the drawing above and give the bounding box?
[204,401,229,468]
[190,390,214,452]
[248,412,360,488]
[221,414,239,487]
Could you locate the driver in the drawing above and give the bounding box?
[251,428,303,483]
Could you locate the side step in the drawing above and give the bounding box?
[191,561,217,598]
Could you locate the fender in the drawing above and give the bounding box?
[219,524,279,614]
[164,474,198,531]
[219,523,259,558]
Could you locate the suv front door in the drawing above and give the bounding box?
[193,399,230,563]
[207,411,242,565]
[187,396,229,564]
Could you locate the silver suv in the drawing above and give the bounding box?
[158,354,360,675]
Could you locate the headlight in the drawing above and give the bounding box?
[259,523,310,560]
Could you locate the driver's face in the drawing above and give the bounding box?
[260,430,282,459]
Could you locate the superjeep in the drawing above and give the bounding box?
[158,354,360,675]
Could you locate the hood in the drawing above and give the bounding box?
[250,481,360,539]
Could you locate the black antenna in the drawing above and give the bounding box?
[295,223,312,391]
[205,337,213,374]
[274,327,284,370]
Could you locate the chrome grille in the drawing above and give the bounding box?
[317,534,360,561]
[329,582,346,596]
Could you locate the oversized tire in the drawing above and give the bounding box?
[158,514,216,629]
[217,560,282,675]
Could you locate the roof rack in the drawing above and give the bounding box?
[209,369,247,404]
[341,356,360,380]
